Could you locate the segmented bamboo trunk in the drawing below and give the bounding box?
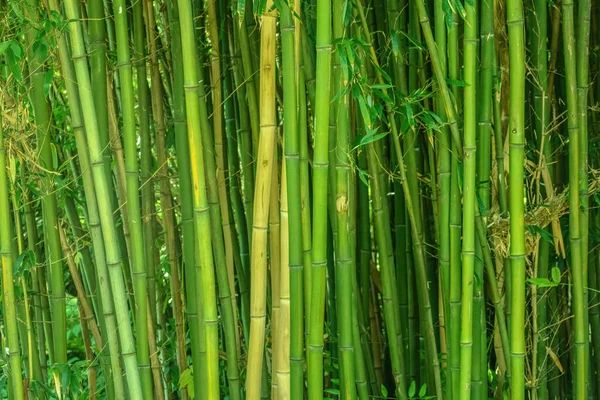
[62,0,144,396]
[246,1,277,397]
[307,0,332,395]
[176,0,221,396]
[507,0,527,397]
[23,0,67,378]
[562,0,587,397]
[0,74,25,400]
[280,0,304,397]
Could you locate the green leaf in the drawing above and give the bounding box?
[551,267,561,284]
[398,30,426,52]
[51,143,59,170]
[408,380,416,398]
[325,388,340,396]
[527,277,558,288]
[405,103,415,127]
[446,78,469,87]
[345,42,355,69]
[360,130,389,146]
[33,39,49,62]
[526,225,554,244]
[419,383,427,398]
[7,51,22,82]
[452,0,468,19]
[338,45,350,83]
[237,0,246,20]
[381,384,388,397]
[356,95,372,128]
[371,83,393,90]
[14,250,35,278]
[179,368,194,389]
[0,41,12,55]
[357,166,370,187]
[253,0,267,17]
[74,252,83,266]
[44,68,54,98]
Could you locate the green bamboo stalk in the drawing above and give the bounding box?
[22,174,52,378]
[307,0,332,394]
[88,0,122,256]
[431,0,451,394]
[62,0,144,396]
[10,190,43,394]
[224,25,252,342]
[223,78,252,347]
[117,0,152,394]
[0,75,25,400]
[576,2,591,396]
[447,16,462,399]
[144,0,188,394]
[279,0,305,396]
[270,148,282,400]
[299,28,313,347]
[358,149,372,327]
[206,0,241,348]
[233,4,261,160]
[278,159,292,399]
[473,0,493,396]
[354,0,443,394]
[412,0,462,160]
[175,0,221,396]
[192,30,242,400]
[333,0,357,396]
[165,1,203,393]
[458,0,477,395]
[507,0,527,396]
[23,0,67,375]
[529,0,551,396]
[364,142,408,400]
[229,15,256,250]
[562,0,587,396]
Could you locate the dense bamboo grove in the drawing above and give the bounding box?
[0,0,599,398]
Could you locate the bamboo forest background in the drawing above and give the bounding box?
[0,0,598,398]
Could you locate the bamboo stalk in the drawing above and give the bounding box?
[506,0,527,396]
[245,1,278,398]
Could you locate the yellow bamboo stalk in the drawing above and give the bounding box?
[245,0,277,397]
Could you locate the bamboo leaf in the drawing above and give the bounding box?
[0,41,13,55]
[13,250,35,278]
[408,381,416,398]
[357,166,370,187]
[237,0,246,19]
[360,130,389,146]
[527,225,554,244]
[445,78,470,87]
[551,267,561,284]
[398,30,426,52]
[6,51,22,82]
[380,384,388,397]
[44,68,54,98]
[33,39,49,61]
[419,383,427,398]
[527,278,558,288]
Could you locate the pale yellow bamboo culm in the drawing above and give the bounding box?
[245,0,278,398]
